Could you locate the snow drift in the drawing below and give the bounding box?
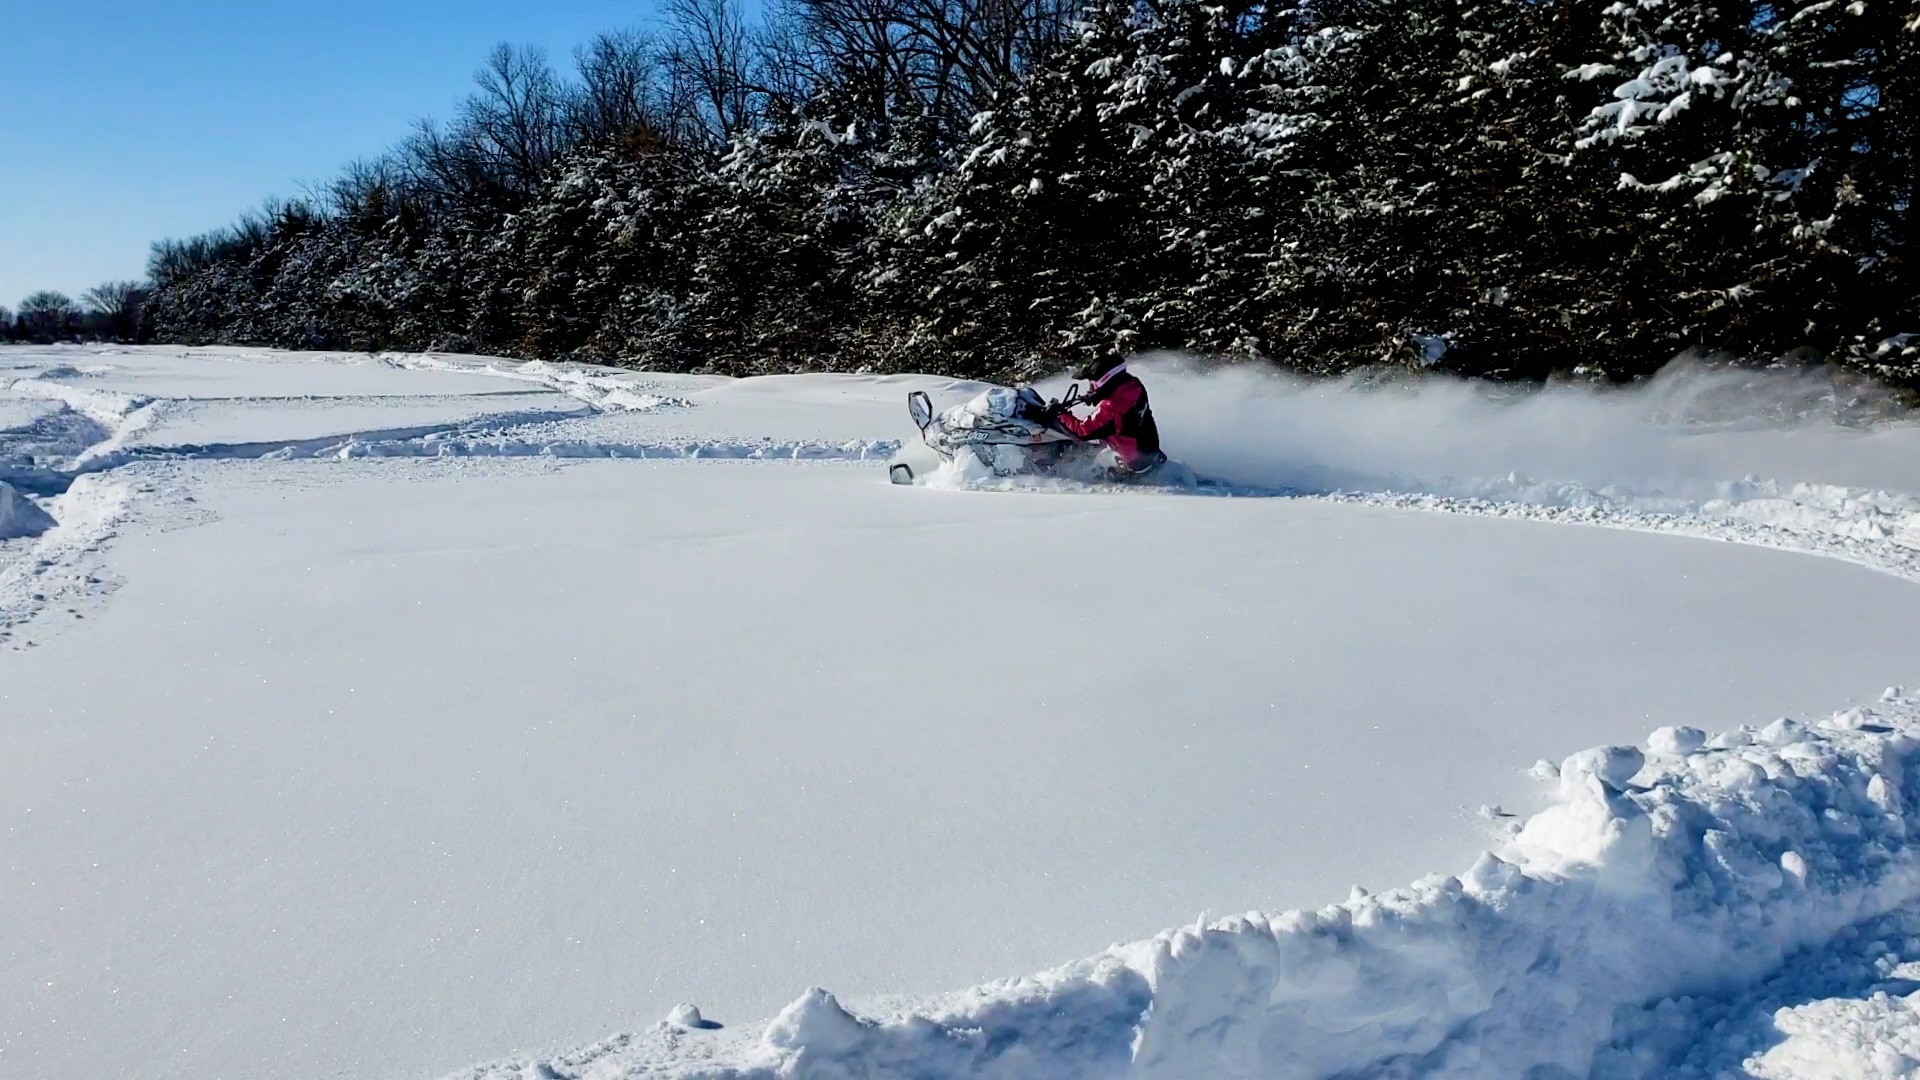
[0,480,56,539]
[450,690,1920,1079]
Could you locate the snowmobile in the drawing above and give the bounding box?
[888,384,1198,488]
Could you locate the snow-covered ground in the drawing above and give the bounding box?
[3,345,1919,1079]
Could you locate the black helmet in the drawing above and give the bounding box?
[1077,351,1126,383]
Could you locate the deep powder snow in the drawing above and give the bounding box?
[5,346,1920,1079]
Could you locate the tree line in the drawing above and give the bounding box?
[2,283,150,344]
[130,0,1920,387]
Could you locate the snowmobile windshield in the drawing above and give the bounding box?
[951,387,1041,427]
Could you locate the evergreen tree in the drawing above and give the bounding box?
[1575,0,1919,363]
[135,0,1920,389]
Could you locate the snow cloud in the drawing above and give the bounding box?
[1132,355,1919,501]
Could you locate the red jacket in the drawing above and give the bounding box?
[1056,371,1161,468]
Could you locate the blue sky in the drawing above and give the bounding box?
[0,1,668,310]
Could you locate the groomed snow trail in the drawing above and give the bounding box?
[4,345,1920,1080]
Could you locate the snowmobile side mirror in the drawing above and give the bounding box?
[907,390,934,433]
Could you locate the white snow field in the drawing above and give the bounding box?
[3,345,1920,1079]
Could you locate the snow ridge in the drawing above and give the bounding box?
[1597,903,1920,1076]
[929,468,1920,584]
[446,691,1920,1080]
[377,353,692,413]
[1318,482,1920,585]
[102,432,902,464]
[0,474,136,647]
[0,374,157,491]
[0,480,57,539]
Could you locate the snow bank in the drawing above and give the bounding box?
[0,473,135,645]
[1596,902,1920,1077]
[0,480,56,538]
[1,373,152,438]
[451,690,1920,1079]
[0,374,157,470]
[1752,994,1920,1080]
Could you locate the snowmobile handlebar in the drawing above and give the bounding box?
[1024,383,1083,436]
[1039,382,1083,421]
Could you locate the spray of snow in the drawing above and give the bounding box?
[1140,354,1917,509]
[922,357,1920,580]
[451,690,1920,1079]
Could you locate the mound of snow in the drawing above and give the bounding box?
[1749,993,1920,1079]
[385,354,691,412]
[1597,900,1920,1076]
[1,474,137,645]
[451,690,1920,1079]
[0,481,56,538]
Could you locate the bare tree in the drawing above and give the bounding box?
[82,280,150,341]
[770,0,1073,147]
[20,291,74,316]
[150,234,231,286]
[319,157,411,219]
[571,29,676,151]
[83,280,145,315]
[466,44,569,188]
[664,0,764,143]
[19,291,77,341]
[752,12,828,118]
[396,44,571,209]
[401,119,490,208]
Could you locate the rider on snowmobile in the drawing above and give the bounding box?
[1048,352,1165,475]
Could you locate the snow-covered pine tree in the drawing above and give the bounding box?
[509,149,700,363]
[1574,0,1918,370]
[1234,0,1643,377]
[139,0,1919,387]
[873,0,1308,375]
[674,105,896,373]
